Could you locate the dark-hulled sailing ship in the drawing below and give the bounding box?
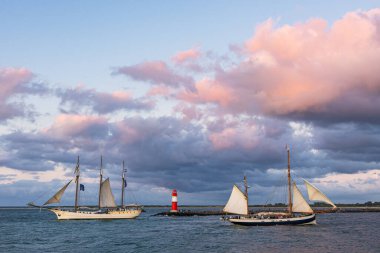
[222,146,335,226]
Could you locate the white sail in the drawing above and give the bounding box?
[223,185,248,215]
[44,180,72,205]
[100,178,117,208]
[292,183,313,213]
[304,179,336,208]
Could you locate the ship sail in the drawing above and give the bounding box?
[223,185,248,215]
[100,178,117,208]
[43,180,72,205]
[292,183,313,213]
[304,180,336,208]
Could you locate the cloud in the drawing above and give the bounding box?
[177,78,233,107]
[57,85,154,113]
[309,169,380,202]
[0,165,72,184]
[172,48,201,64]
[313,123,380,165]
[175,9,380,125]
[0,114,294,193]
[0,67,48,121]
[3,9,380,205]
[115,61,194,88]
[1,111,379,204]
[208,121,260,150]
[44,114,109,139]
[0,114,111,171]
[146,85,172,97]
[0,68,34,97]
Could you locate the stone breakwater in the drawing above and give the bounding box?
[153,210,224,216]
[153,206,380,216]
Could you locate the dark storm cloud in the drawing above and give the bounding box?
[0,115,304,194]
[2,113,379,205]
[1,131,76,171]
[313,123,380,167]
[0,114,111,171]
[278,89,380,126]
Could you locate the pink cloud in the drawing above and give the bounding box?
[209,128,237,149]
[177,78,234,107]
[115,61,193,87]
[172,48,201,64]
[241,9,380,116]
[0,67,47,121]
[209,124,259,150]
[108,91,132,101]
[173,103,202,121]
[0,68,34,99]
[114,121,141,144]
[147,85,171,97]
[176,9,380,122]
[45,114,108,138]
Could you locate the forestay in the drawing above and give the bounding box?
[223,185,248,215]
[304,180,336,208]
[292,183,313,213]
[44,180,72,205]
[100,178,117,208]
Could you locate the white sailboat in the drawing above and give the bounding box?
[223,146,316,226]
[29,156,142,220]
[304,179,337,212]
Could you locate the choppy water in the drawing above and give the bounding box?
[0,207,379,253]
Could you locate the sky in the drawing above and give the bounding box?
[1,1,380,206]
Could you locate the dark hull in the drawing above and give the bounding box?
[228,214,316,226]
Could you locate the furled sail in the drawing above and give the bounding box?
[223,185,248,215]
[304,179,336,208]
[292,183,313,213]
[100,178,117,208]
[43,180,72,205]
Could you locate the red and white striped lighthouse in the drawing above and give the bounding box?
[171,189,178,212]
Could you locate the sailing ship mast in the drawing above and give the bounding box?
[98,156,103,209]
[121,160,126,208]
[287,145,293,215]
[74,156,80,211]
[243,175,248,215]
[222,147,317,226]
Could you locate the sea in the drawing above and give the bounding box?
[0,207,379,253]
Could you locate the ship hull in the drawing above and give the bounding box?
[49,208,142,220]
[227,213,316,226]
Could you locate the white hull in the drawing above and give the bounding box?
[49,208,142,220]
